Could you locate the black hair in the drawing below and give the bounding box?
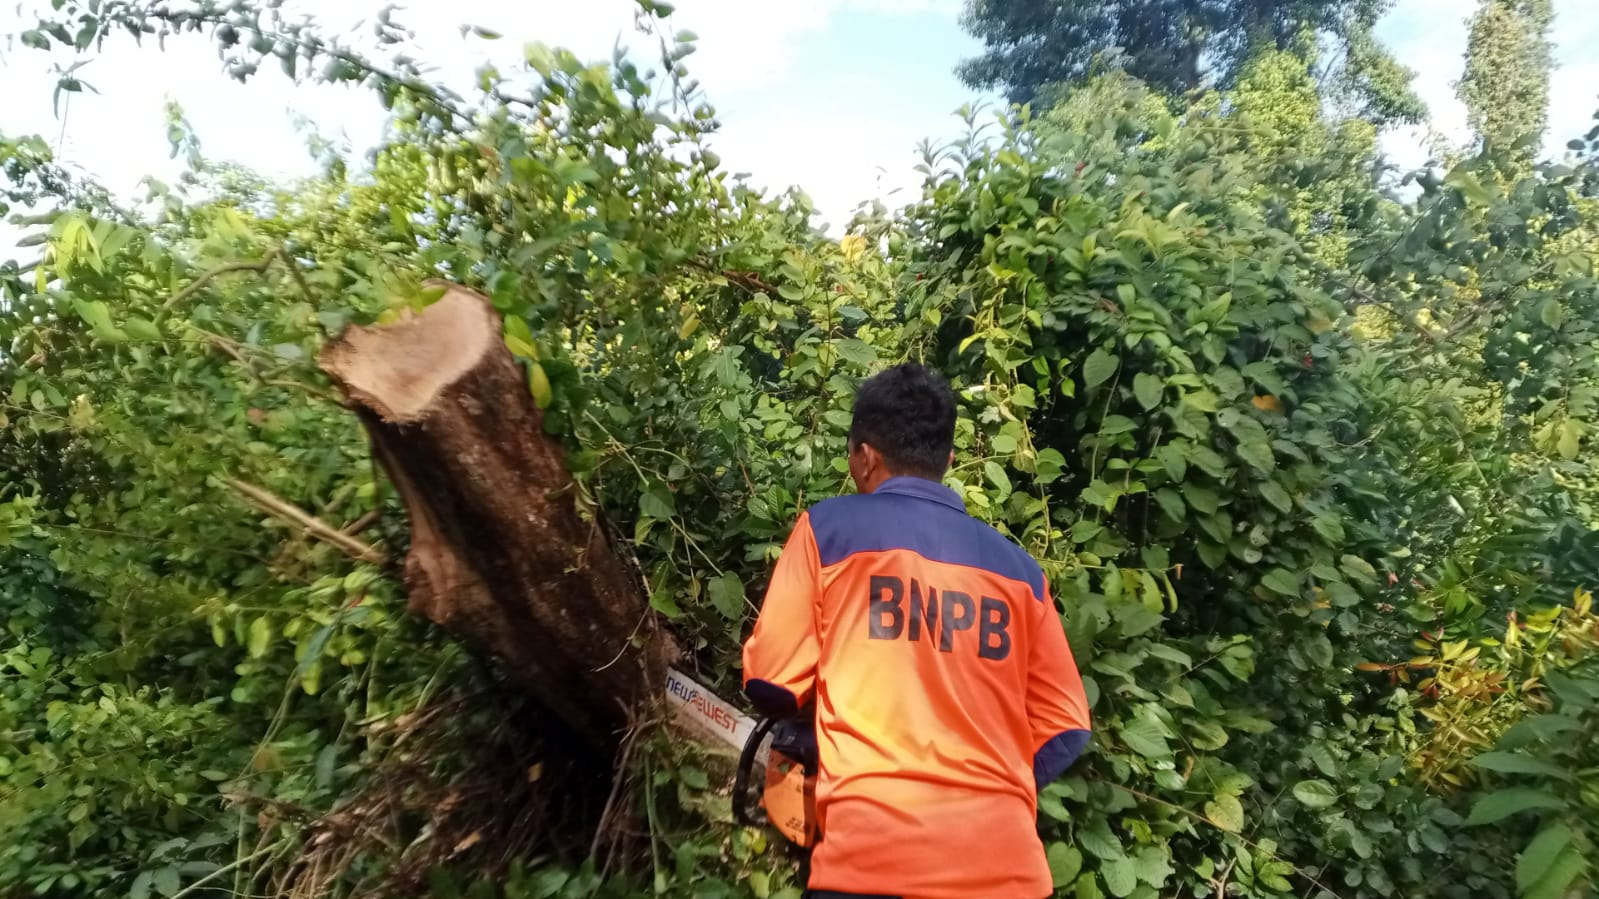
[848,363,956,480]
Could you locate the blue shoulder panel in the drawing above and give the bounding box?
[807,488,1046,601]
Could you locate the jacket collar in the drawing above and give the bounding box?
[874,476,966,513]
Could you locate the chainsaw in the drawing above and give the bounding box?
[664,668,818,847]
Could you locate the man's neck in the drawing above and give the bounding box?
[862,471,940,494]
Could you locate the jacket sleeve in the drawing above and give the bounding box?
[741,512,823,719]
[1028,577,1092,790]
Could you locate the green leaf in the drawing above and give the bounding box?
[1556,420,1582,460]
[1188,719,1228,750]
[1153,488,1185,522]
[1339,554,1378,584]
[72,298,129,342]
[1071,519,1105,544]
[1208,366,1246,399]
[1204,793,1244,832]
[1099,415,1136,436]
[1047,843,1083,888]
[298,623,335,675]
[247,616,272,659]
[1132,846,1174,888]
[1114,603,1163,638]
[834,337,877,366]
[1517,823,1573,893]
[529,868,569,899]
[639,487,676,520]
[1499,714,1581,749]
[1119,712,1171,759]
[1101,856,1138,898]
[529,361,552,408]
[1146,643,1190,667]
[1523,844,1587,899]
[1309,744,1340,777]
[1465,788,1565,825]
[1133,373,1163,410]
[1188,445,1227,477]
[1236,440,1275,473]
[1261,568,1300,597]
[1311,513,1345,544]
[1081,479,1119,512]
[678,765,709,790]
[1445,166,1494,205]
[315,744,338,789]
[1077,819,1124,860]
[985,460,1012,494]
[123,316,162,341]
[1182,484,1219,515]
[1157,444,1187,482]
[153,867,179,898]
[1083,348,1119,390]
[707,572,745,620]
[1470,751,1568,779]
[1292,779,1340,810]
[1258,480,1293,514]
[649,589,683,618]
[131,871,153,899]
[1036,448,1066,483]
[1197,540,1229,569]
[1182,389,1219,413]
[1539,298,1566,329]
[525,42,555,75]
[1038,789,1072,821]
[1258,864,1293,892]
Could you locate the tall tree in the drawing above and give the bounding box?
[1457,0,1554,160]
[957,0,1424,124]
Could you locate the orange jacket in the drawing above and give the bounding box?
[742,476,1092,899]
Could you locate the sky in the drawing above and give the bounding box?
[1,0,1597,254]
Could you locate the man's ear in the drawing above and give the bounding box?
[858,442,888,479]
[858,442,878,470]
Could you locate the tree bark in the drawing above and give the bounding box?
[320,282,676,748]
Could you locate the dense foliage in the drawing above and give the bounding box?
[1458,0,1555,161]
[2,2,1597,899]
[956,0,1425,124]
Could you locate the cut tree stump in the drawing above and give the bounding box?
[320,282,676,748]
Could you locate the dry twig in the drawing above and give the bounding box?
[226,477,384,564]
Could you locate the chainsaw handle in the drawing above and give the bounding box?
[733,717,777,827]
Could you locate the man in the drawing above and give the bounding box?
[742,363,1092,899]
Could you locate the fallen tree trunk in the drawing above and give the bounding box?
[320,282,676,748]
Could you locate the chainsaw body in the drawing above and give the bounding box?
[734,715,819,847]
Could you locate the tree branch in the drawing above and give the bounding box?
[226,477,384,565]
[163,250,281,310]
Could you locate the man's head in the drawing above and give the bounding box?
[847,362,957,493]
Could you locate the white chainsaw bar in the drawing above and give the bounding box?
[664,666,757,751]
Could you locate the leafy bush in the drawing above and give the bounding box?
[1,3,1597,898]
